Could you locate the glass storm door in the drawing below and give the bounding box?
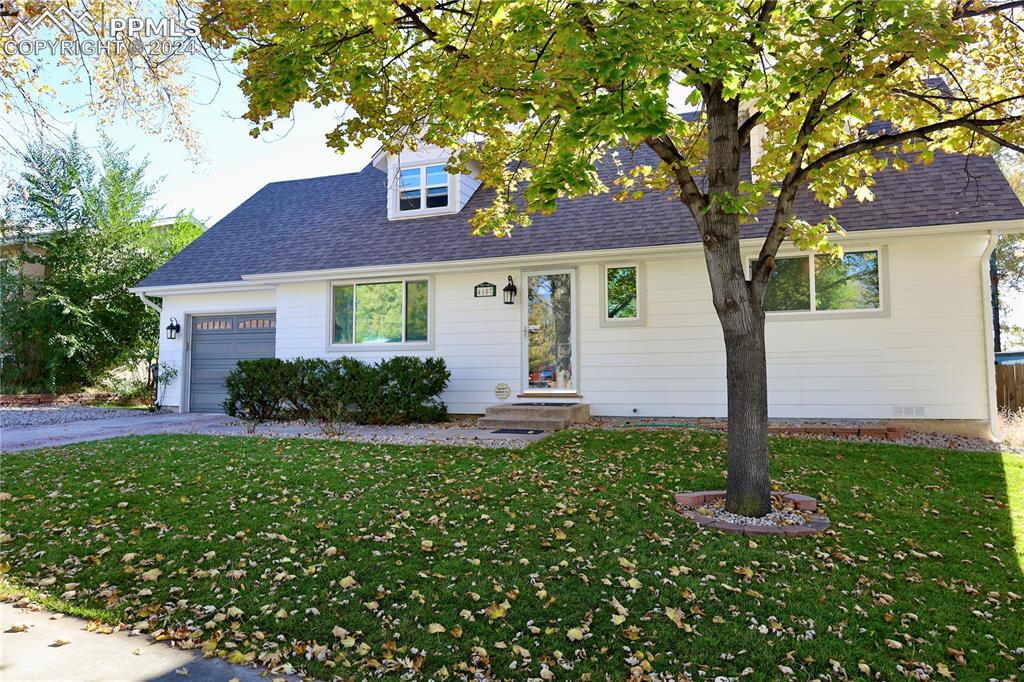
[523,270,576,392]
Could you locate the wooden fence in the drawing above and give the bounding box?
[995,363,1024,412]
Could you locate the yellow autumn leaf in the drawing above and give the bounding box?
[139,569,162,582]
[566,628,584,641]
[427,623,445,634]
[339,575,357,589]
[485,601,509,620]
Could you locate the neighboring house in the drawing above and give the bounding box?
[2,217,187,285]
[132,137,1024,437]
[2,228,51,281]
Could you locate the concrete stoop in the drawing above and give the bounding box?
[477,403,591,432]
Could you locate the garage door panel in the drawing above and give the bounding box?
[189,314,275,413]
[235,338,276,357]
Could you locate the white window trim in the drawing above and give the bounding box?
[392,163,455,219]
[748,246,890,321]
[325,276,435,352]
[598,261,646,328]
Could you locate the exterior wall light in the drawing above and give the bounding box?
[503,276,518,305]
[166,317,181,340]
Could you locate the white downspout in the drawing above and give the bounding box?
[136,293,162,314]
[981,232,1000,440]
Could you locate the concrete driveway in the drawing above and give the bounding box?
[0,410,232,453]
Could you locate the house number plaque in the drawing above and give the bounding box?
[474,282,497,298]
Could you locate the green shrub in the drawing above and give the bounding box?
[222,356,450,431]
[282,357,327,419]
[373,356,450,424]
[222,358,290,429]
[303,358,358,432]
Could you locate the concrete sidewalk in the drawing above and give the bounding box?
[0,601,300,681]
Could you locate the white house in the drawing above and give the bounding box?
[132,140,1024,437]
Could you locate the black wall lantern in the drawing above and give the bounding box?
[502,276,518,305]
[165,316,181,340]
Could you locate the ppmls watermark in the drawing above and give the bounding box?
[1,1,200,58]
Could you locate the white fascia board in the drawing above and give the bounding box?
[128,281,276,296]
[241,218,1024,285]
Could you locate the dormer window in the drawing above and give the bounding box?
[398,164,449,212]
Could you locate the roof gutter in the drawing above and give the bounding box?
[982,231,1001,441]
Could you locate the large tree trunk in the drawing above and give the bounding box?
[721,316,771,516]
[700,84,773,517]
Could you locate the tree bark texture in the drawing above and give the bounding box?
[699,85,772,517]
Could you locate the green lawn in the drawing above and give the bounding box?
[1,430,1022,680]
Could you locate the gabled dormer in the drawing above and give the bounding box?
[371,142,481,220]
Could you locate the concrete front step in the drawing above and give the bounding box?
[478,403,590,432]
[483,403,591,420]
[477,416,573,431]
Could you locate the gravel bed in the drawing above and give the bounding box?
[241,419,535,449]
[592,417,1014,453]
[708,507,808,527]
[0,405,148,429]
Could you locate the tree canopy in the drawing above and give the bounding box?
[1,135,203,391]
[202,0,1024,516]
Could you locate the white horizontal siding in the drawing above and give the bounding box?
[157,231,992,421]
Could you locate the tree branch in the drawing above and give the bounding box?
[800,112,1023,180]
[954,0,1024,19]
[642,135,708,217]
[395,3,459,54]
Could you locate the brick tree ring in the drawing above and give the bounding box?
[675,491,831,536]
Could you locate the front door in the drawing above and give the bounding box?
[523,269,577,393]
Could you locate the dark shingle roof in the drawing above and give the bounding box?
[137,146,1024,289]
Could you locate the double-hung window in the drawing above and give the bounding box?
[332,279,430,346]
[398,164,449,212]
[761,250,882,314]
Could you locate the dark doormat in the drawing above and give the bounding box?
[492,428,545,434]
[515,402,575,407]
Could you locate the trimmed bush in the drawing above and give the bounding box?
[374,356,449,424]
[283,357,328,419]
[224,356,451,431]
[222,358,291,429]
